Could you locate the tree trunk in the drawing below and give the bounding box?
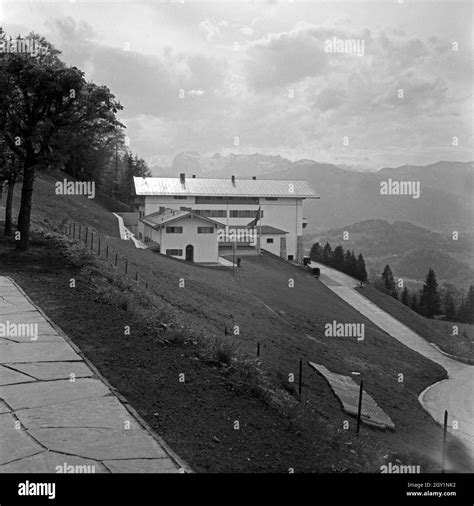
[4,176,15,236]
[16,162,35,251]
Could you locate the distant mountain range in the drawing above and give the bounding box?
[265,159,473,233]
[152,154,472,234]
[169,152,292,178]
[304,219,474,289]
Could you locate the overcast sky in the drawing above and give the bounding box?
[1,1,472,170]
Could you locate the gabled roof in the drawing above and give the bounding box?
[257,226,288,235]
[134,177,319,198]
[140,209,225,229]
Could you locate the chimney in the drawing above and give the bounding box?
[180,173,185,184]
[231,175,235,185]
[252,176,256,180]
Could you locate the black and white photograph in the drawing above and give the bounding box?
[0,1,472,505]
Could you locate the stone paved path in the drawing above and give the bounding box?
[0,276,187,473]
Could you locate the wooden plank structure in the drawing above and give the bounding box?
[309,362,395,431]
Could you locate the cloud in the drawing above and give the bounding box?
[244,28,329,90]
[199,19,228,41]
[46,17,227,118]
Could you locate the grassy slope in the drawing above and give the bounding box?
[1,171,471,472]
[357,286,474,361]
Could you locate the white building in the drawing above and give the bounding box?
[140,208,224,263]
[134,174,319,262]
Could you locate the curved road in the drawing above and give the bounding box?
[311,262,474,461]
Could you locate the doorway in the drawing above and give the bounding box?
[185,244,194,262]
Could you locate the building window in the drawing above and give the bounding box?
[264,197,278,201]
[174,196,187,199]
[196,197,258,205]
[197,227,214,234]
[229,210,264,218]
[266,238,274,244]
[165,226,183,233]
[166,249,183,256]
[195,210,227,218]
[288,255,294,261]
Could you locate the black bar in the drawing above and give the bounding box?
[135,271,138,282]
[91,233,94,251]
[257,342,260,357]
[3,472,471,506]
[98,237,101,255]
[357,380,364,434]
[85,227,88,244]
[125,259,128,274]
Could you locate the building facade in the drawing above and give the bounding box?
[134,174,319,262]
[140,209,224,263]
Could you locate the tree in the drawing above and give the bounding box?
[0,33,122,250]
[441,284,458,321]
[401,286,410,306]
[322,242,332,265]
[457,285,474,324]
[419,268,441,318]
[411,292,419,313]
[356,254,368,282]
[333,245,345,271]
[381,265,398,299]
[310,242,323,262]
[0,137,20,235]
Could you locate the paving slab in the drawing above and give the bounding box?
[0,378,111,410]
[0,451,108,473]
[1,342,80,363]
[0,412,44,465]
[309,362,395,430]
[28,427,170,461]
[103,459,180,473]
[0,365,35,386]
[10,362,94,381]
[0,295,37,315]
[17,396,136,430]
[0,400,11,413]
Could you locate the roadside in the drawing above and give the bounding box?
[358,285,474,362]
